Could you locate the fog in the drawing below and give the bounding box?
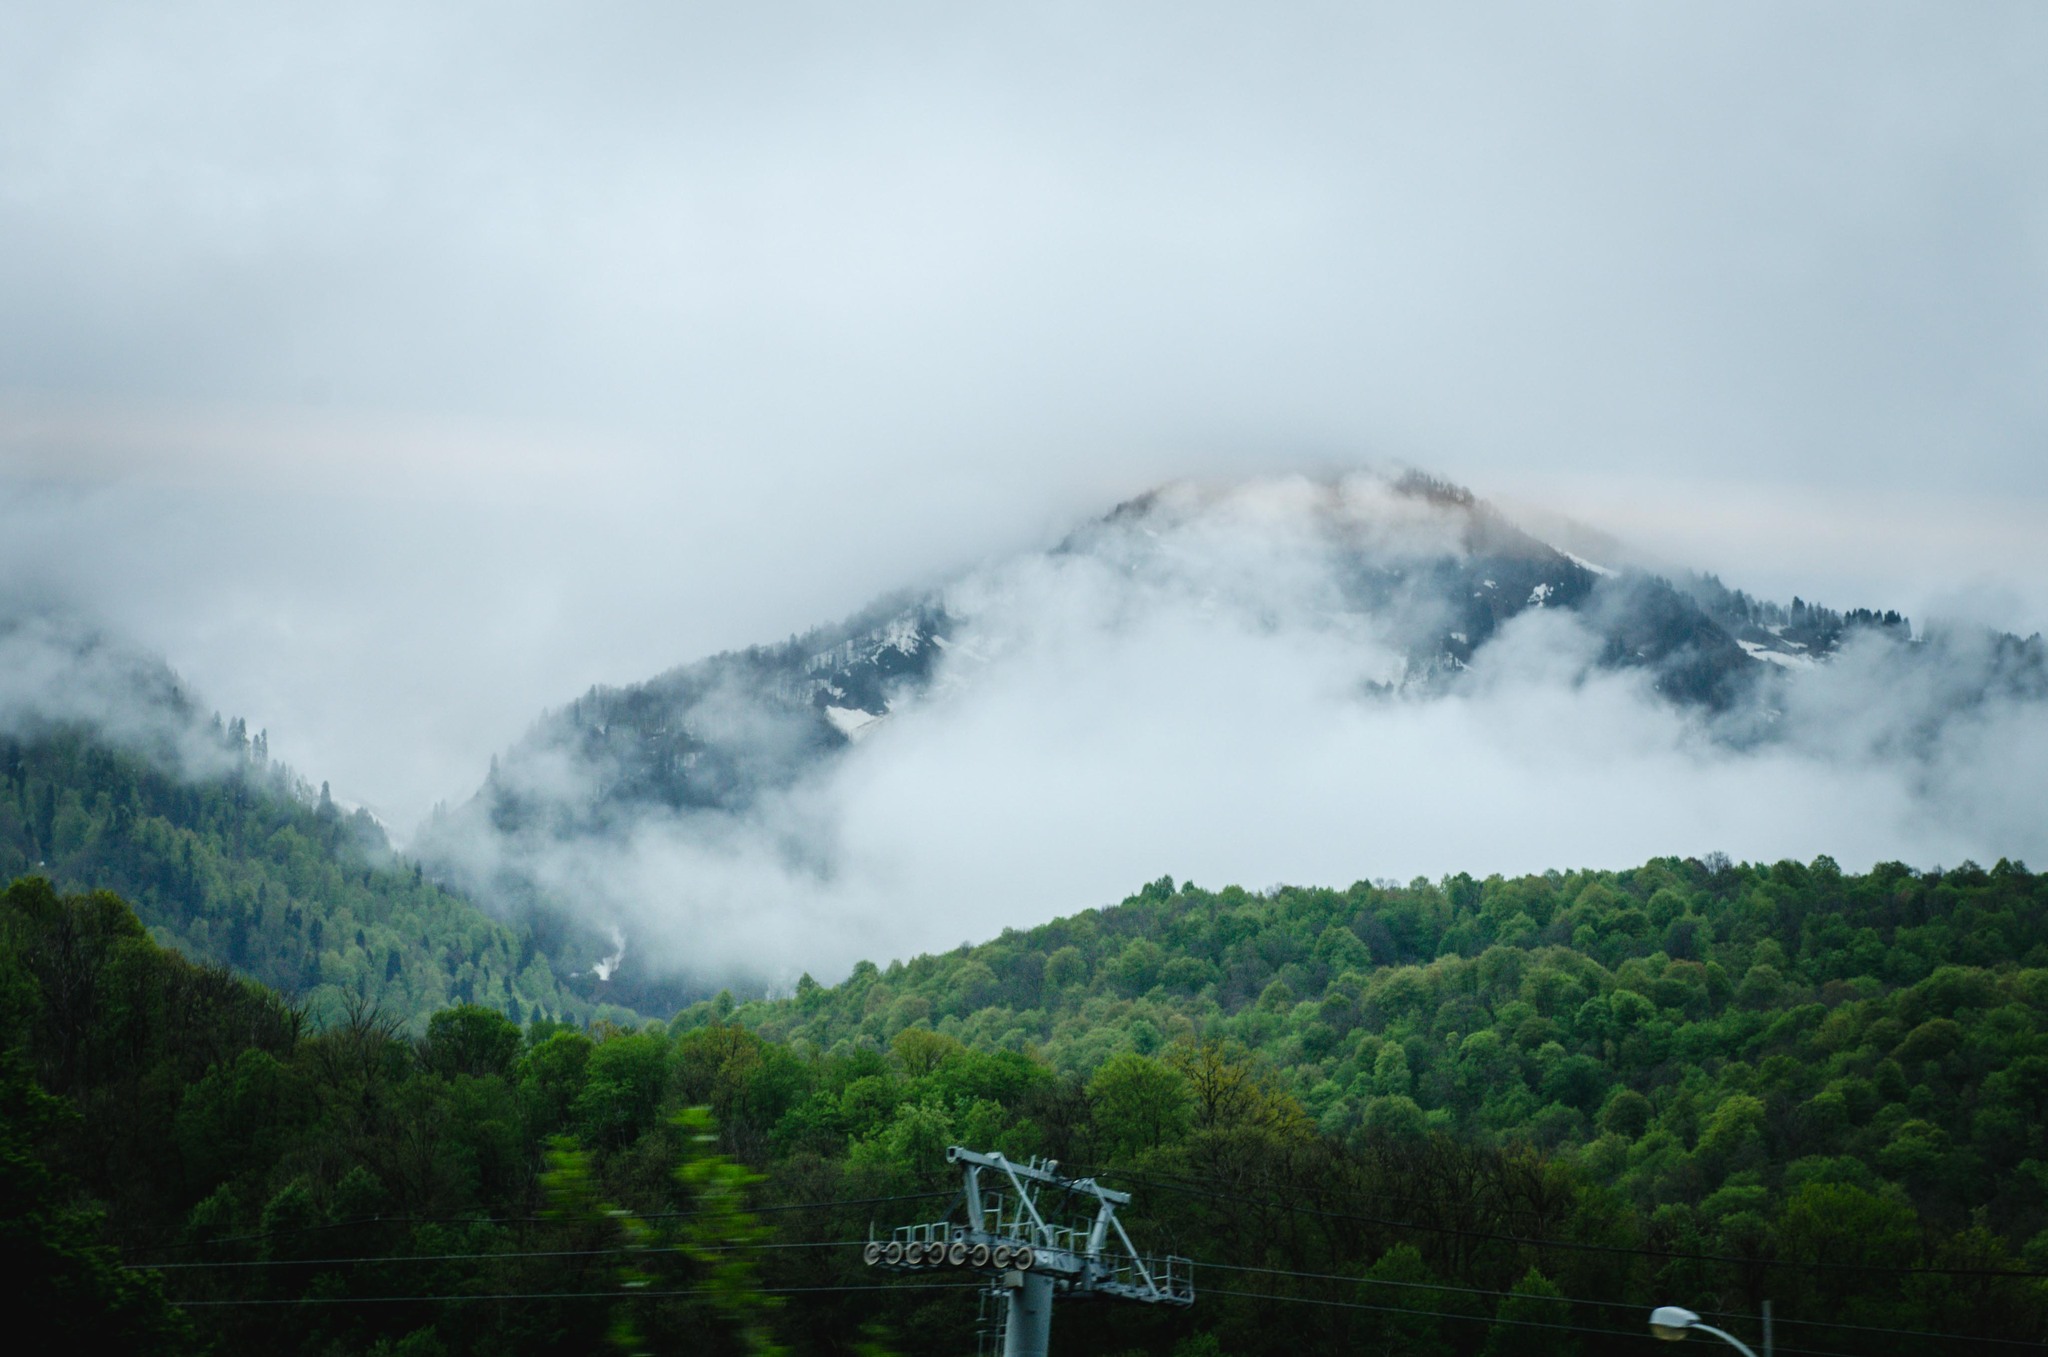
[425,477,2046,986]
[1,5,2045,972]
[0,607,237,777]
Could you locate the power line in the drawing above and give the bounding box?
[130,1240,856,1271]
[98,1143,2043,1347]
[1199,1286,1863,1357]
[141,1238,2040,1350]
[1203,1256,1618,1308]
[1117,1170,2048,1280]
[1199,1284,1640,1342]
[1739,1307,2048,1350]
[1196,1258,2047,1350]
[114,1160,2040,1350]
[126,1190,953,1256]
[1193,1190,2047,1344]
[169,1281,981,1309]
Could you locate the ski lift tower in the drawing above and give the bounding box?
[863,1146,1193,1357]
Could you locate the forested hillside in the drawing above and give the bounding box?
[6,859,2047,1354]
[0,721,627,1029]
[717,858,2048,1254]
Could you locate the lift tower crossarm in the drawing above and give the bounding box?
[947,1147,1129,1257]
[945,1147,1130,1200]
[865,1145,1192,1357]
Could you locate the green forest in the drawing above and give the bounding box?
[0,722,630,1029]
[6,853,2047,1355]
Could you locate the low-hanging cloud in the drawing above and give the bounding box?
[0,606,236,778]
[5,2,2048,840]
[429,478,2046,992]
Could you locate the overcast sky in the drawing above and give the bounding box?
[2,2,2045,832]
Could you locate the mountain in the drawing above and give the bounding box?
[419,470,2046,1011]
[453,475,1780,841]
[471,476,1748,836]
[477,593,954,838]
[0,608,632,1029]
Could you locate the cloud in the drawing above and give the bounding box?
[0,607,233,777]
[431,479,2044,991]
[2,5,2045,984]
[7,3,2044,485]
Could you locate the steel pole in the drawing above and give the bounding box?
[1002,1272,1054,1357]
[1689,1322,1759,1357]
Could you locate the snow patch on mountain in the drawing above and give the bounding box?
[1565,550,1617,578]
[824,705,886,740]
[1739,639,1819,670]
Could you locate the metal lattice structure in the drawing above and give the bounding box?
[863,1146,1192,1357]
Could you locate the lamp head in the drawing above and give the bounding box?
[1650,1306,1701,1341]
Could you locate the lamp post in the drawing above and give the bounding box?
[1648,1306,1760,1357]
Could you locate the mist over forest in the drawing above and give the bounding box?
[5,4,2048,1355]
[407,473,2048,1002]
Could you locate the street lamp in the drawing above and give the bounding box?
[1648,1306,1759,1357]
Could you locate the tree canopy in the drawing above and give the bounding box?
[6,856,2048,1354]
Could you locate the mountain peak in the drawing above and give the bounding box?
[412,469,2037,1009]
